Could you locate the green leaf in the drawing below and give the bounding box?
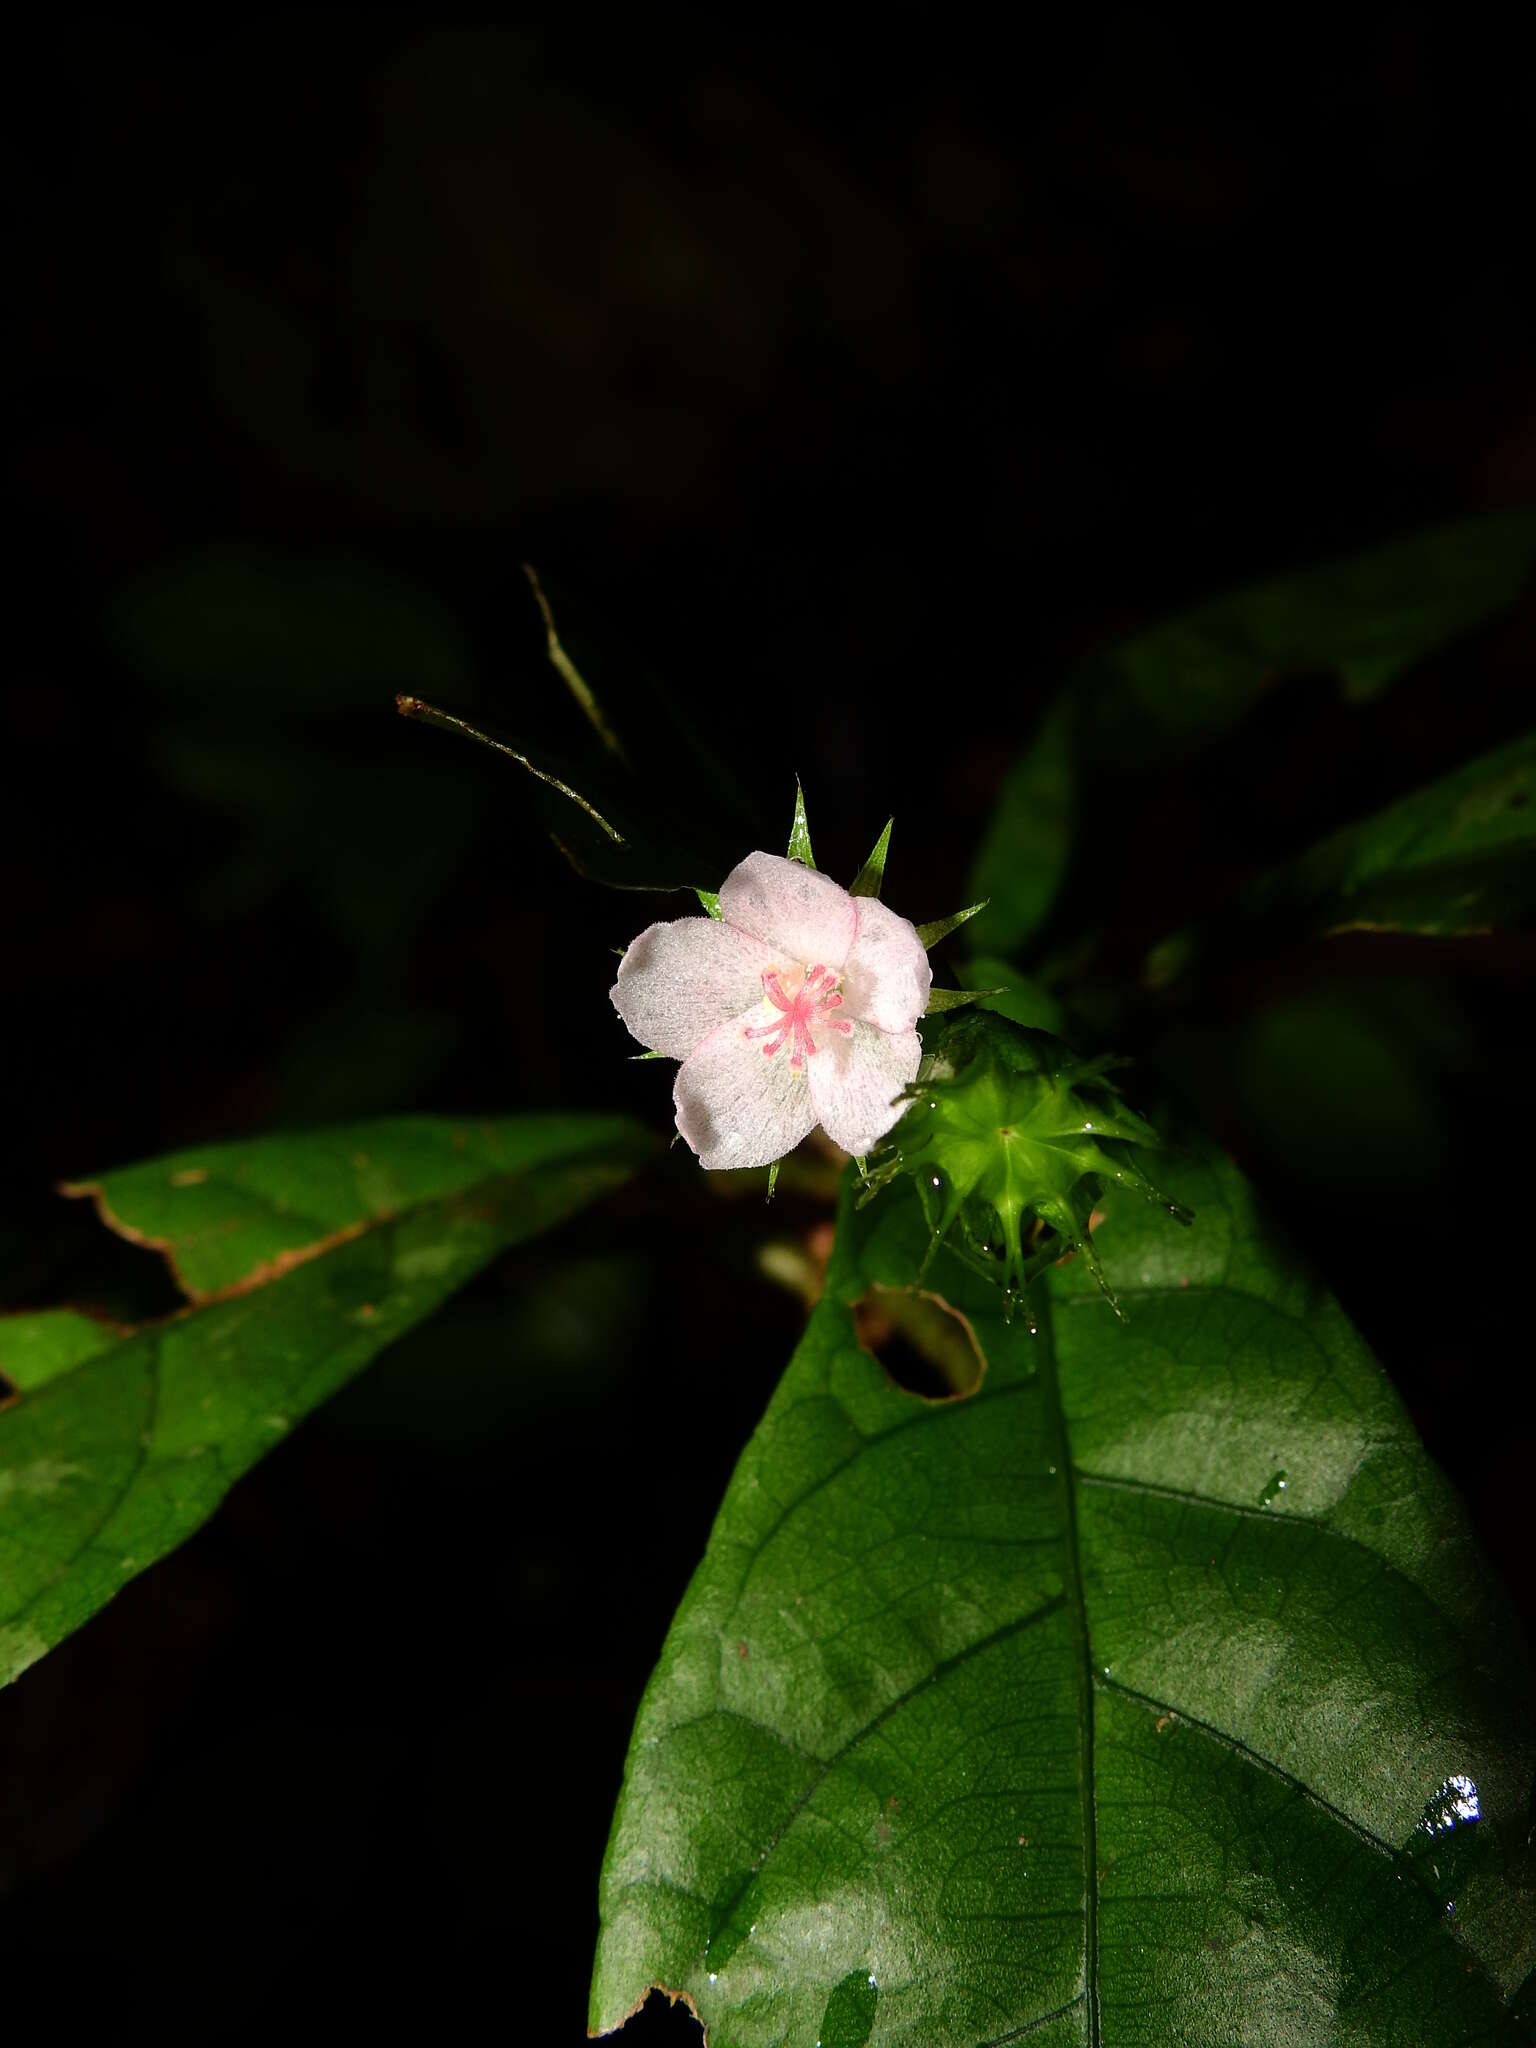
[955,955,1067,1034]
[591,1159,1534,2045]
[913,900,988,950]
[1,1115,650,1689]
[1097,510,1536,724]
[695,888,723,919]
[0,1312,120,1396]
[788,780,816,869]
[968,697,1074,958]
[1252,727,1536,938]
[1147,729,1536,988]
[971,512,1536,955]
[850,820,894,899]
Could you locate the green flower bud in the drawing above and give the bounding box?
[859,1011,1192,1322]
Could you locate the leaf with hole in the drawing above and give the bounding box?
[590,1157,1534,2045]
[0,1114,651,1690]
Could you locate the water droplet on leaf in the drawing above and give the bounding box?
[1417,1773,1481,1838]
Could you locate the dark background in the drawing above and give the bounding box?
[3,19,1533,2039]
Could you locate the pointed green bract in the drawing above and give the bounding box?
[695,888,723,919]
[849,819,893,899]
[914,900,987,950]
[590,1159,1535,2045]
[766,1159,780,1203]
[1,1115,652,1690]
[922,984,1004,1014]
[787,780,816,868]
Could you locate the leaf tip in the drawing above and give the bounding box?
[787,778,817,869]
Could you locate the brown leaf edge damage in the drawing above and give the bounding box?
[56,1178,376,1309]
[590,1985,702,2044]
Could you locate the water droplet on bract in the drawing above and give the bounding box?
[930,1174,942,1189]
[1417,1773,1481,1838]
[708,1973,718,1985]
[868,1975,877,1989]
[1259,1468,1288,1507]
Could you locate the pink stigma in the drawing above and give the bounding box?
[743,963,854,1070]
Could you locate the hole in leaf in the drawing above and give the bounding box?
[853,1285,985,1401]
[0,1370,17,1411]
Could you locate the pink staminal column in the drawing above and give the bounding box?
[744,964,855,1071]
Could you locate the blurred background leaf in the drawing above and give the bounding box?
[1145,727,1536,990]
[969,513,1536,961]
[0,1115,651,1689]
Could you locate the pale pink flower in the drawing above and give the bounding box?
[611,851,932,1168]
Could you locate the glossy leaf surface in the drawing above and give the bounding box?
[592,1160,1534,2045]
[970,512,1536,956]
[0,1115,650,1689]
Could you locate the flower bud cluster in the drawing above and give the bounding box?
[860,1011,1191,1321]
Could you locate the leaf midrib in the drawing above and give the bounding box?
[1036,1287,1101,2047]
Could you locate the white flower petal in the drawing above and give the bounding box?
[718,851,858,970]
[806,1021,922,1158]
[611,918,774,1058]
[673,1010,819,1170]
[839,895,932,1032]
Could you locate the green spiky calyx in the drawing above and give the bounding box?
[859,1011,1192,1321]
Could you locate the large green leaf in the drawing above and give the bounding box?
[591,1160,1534,2045]
[0,1115,651,1689]
[970,512,1536,956]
